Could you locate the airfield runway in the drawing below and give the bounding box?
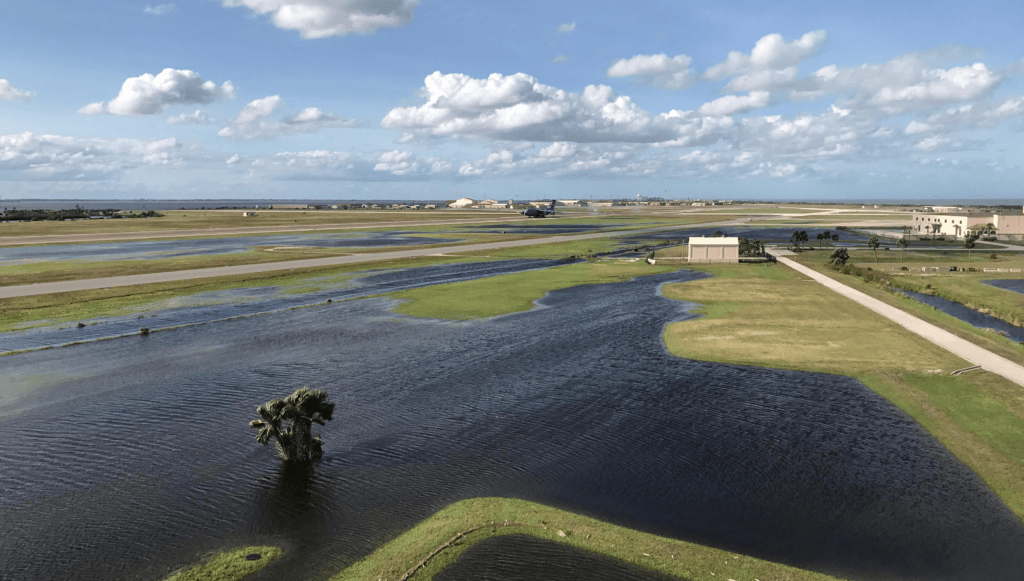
[0,222,741,299]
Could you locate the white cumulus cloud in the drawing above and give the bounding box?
[84,69,234,116]
[221,0,418,39]
[382,71,685,143]
[606,54,694,89]
[167,109,212,125]
[0,132,185,181]
[0,79,34,100]
[220,97,360,139]
[704,30,827,80]
[697,91,771,116]
[558,22,575,33]
[144,4,177,15]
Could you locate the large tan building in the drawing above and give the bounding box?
[688,237,739,263]
[912,209,1024,239]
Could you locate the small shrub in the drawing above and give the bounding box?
[924,284,931,289]
[140,327,150,335]
[990,253,998,259]
[900,266,908,271]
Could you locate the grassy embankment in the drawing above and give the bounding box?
[333,498,845,581]
[789,250,1024,363]
[661,261,1024,520]
[163,546,280,581]
[844,253,1024,326]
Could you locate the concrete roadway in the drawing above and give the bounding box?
[0,222,738,299]
[0,214,534,246]
[777,256,1024,387]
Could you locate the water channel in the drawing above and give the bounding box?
[1,266,1022,580]
[897,288,1024,344]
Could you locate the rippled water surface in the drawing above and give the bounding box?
[983,278,1024,295]
[0,231,460,264]
[434,535,682,581]
[2,267,1023,581]
[898,288,1024,343]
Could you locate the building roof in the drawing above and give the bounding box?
[689,236,739,246]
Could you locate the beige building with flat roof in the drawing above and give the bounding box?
[913,210,1024,239]
[688,237,739,263]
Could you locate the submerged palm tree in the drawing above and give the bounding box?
[250,387,335,463]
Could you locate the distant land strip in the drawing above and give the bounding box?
[0,222,741,299]
[0,215,532,246]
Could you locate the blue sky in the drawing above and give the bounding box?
[2,1,1023,201]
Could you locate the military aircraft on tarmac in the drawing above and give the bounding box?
[521,200,557,218]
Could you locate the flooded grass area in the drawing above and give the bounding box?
[0,259,566,353]
[2,262,1022,581]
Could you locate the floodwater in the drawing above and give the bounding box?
[897,288,1024,344]
[2,267,1023,581]
[0,259,571,355]
[434,535,682,581]
[983,278,1024,295]
[0,231,460,264]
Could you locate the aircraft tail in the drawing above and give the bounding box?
[549,200,556,211]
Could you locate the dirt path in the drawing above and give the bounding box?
[777,256,1024,387]
[0,223,741,299]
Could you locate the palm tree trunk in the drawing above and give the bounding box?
[291,418,313,463]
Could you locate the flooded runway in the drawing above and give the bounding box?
[0,231,461,264]
[2,266,1022,581]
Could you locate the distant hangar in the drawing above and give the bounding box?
[688,237,739,263]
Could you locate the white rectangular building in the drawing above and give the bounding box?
[688,237,739,263]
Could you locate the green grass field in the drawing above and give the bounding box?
[331,498,847,581]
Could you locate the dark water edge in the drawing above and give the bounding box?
[896,287,1024,343]
[434,535,684,581]
[1,270,1023,581]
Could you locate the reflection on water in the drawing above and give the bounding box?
[0,231,461,264]
[898,288,1024,343]
[1,269,1023,581]
[434,534,682,581]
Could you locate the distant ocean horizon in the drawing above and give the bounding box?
[1,198,1021,211]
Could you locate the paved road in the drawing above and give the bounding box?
[0,215,529,246]
[0,223,741,299]
[777,256,1024,387]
